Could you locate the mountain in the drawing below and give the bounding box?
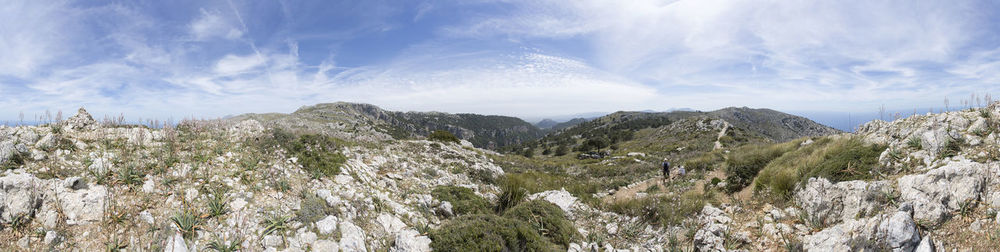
[550,118,589,131]
[534,119,559,129]
[708,107,842,142]
[534,118,590,131]
[231,102,544,149]
[515,106,840,155]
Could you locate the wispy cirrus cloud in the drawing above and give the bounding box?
[2,0,1000,123]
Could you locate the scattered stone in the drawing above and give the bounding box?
[339,221,368,252]
[0,172,43,223]
[316,215,339,235]
[165,233,188,252]
[876,205,921,252]
[693,205,732,252]
[391,229,431,252]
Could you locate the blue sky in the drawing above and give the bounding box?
[3,0,1000,127]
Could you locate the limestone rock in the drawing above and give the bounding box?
[0,172,43,223]
[390,229,431,252]
[795,177,891,226]
[693,205,731,252]
[316,215,339,235]
[876,205,921,252]
[339,221,368,252]
[165,233,188,252]
[528,189,579,217]
[57,183,107,225]
[64,108,98,131]
[803,217,880,251]
[897,160,985,225]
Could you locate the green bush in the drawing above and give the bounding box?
[684,151,724,172]
[495,177,527,213]
[291,134,348,179]
[429,214,558,252]
[724,140,801,193]
[296,192,335,224]
[502,200,578,248]
[754,137,886,200]
[553,145,569,156]
[429,130,460,143]
[431,186,491,216]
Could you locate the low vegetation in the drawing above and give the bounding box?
[429,214,559,252]
[430,186,491,216]
[428,130,460,143]
[502,200,579,248]
[723,140,803,193]
[754,137,886,200]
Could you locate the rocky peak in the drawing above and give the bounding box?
[64,107,97,131]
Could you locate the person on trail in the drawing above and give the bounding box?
[661,159,671,181]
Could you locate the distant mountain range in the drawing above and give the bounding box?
[232,102,839,151]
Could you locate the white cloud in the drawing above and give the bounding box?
[190,9,243,41]
[0,0,78,78]
[214,54,268,76]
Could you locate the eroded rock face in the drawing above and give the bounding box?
[897,160,986,225]
[796,177,892,226]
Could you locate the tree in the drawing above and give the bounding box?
[554,145,568,156]
[428,130,460,143]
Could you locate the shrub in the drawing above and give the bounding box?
[502,200,578,248]
[684,151,724,172]
[431,186,491,216]
[296,192,335,224]
[723,140,801,193]
[207,187,230,218]
[554,145,569,156]
[292,134,348,179]
[521,147,534,158]
[906,136,922,150]
[429,214,558,252]
[495,177,527,213]
[755,137,887,200]
[939,137,964,159]
[429,130,460,143]
[171,209,203,239]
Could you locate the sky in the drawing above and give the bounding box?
[3,0,1000,128]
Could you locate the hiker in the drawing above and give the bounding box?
[661,159,671,181]
[677,165,687,177]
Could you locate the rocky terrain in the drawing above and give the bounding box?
[2,102,999,251]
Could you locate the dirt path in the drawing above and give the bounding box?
[602,177,666,204]
[713,122,730,150]
[602,169,731,204]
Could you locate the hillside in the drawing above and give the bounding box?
[231,102,544,150]
[3,103,997,251]
[511,106,840,156]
